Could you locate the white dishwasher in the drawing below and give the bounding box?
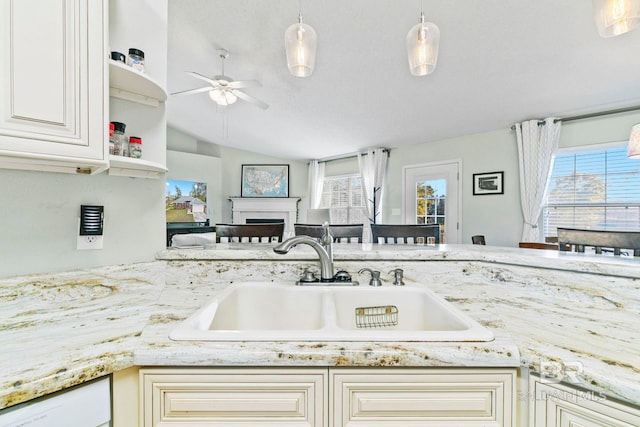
[0,376,111,427]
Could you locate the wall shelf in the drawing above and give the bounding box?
[108,155,167,179]
[108,60,167,107]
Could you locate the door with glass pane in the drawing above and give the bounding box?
[404,161,461,243]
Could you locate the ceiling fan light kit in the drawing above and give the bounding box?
[406,11,440,76]
[593,0,640,37]
[171,49,268,110]
[284,12,317,77]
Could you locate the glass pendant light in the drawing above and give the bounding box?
[627,124,640,158]
[406,10,440,76]
[593,0,640,37]
[284,4,317,78]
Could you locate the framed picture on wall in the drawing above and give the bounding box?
[241,164,290,197]
[473,171,504,195]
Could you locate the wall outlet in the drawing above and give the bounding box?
[77,234,103,250]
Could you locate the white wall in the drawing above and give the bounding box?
[0,169,165,278]
[384,110,640,247]
[0,0,168,279]
[317,111,640,247]
[167,126,309,224]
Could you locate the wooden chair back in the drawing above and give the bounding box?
[294,224,364,243]
[557,228,640,256]
[519,242,559,250]
[371,224,440,244]
[471,235,486,245]
[215,223,285,243]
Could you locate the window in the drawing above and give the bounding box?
[543,143,640,238]
[416,179,446,226]
[320,174,368,224]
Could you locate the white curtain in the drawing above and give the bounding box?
[307,160,325,209]
[515,118,561,242]
[358,148,389,227]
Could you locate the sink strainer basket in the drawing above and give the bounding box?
[355,305,398,328]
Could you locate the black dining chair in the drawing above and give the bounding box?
[370,224,440,244]
[294,224,364,243]
[557,228,640,256]
[215,223,285,243]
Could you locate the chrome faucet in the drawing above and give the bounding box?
[319,222,333,263]
[274,235,334,281]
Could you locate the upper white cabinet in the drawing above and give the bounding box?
[107,0,167,179]
[0,0,108,174]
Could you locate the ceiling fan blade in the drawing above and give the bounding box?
[170,86,212,96]
[228,79,262,89]
[185,71,220,87]
[233,90,269,110]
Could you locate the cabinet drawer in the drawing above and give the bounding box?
[331,368,515,427]
[141,368,326,427]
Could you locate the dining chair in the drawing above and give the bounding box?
[370,224,440,244]
[214,223,285,243]
[471,235,486,245]
[518,242,559,250]
[557,228,640,256]
[294,224,364,243]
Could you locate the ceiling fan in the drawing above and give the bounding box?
[171,49,268,110]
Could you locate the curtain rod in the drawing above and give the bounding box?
[317,148,390,164]
[510,105,640,130]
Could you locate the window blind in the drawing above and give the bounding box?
[543,144,640,237]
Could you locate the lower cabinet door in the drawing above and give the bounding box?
[140,368,327,427]
[330,368,516,427]
[530,379,640,427]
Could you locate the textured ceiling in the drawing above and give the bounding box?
[167,0,640,160]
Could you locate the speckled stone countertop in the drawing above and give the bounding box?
[1,244,639,410]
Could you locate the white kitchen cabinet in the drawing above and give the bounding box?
[331,368,516,427]
[140,367,516,427]
[140,368,327,426]
[530,378,640,426]
[0,0,108,174]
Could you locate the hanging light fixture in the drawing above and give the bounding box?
[284,2,317,77]
[593,0,640,37]
[208,86,237,106]
[406,6,440,77]
[627,124,640,158]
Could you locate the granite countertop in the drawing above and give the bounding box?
[1,244,639,410]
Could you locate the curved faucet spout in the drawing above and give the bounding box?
[273,235,334,281]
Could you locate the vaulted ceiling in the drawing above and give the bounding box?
[167,0,640,160]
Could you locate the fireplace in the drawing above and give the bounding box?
[229,197,300,237]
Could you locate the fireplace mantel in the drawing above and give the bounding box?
[228,197,301,237]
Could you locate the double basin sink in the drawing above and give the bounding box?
[170,282,494,342]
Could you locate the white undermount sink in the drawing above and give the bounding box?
[169,282,494,342]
